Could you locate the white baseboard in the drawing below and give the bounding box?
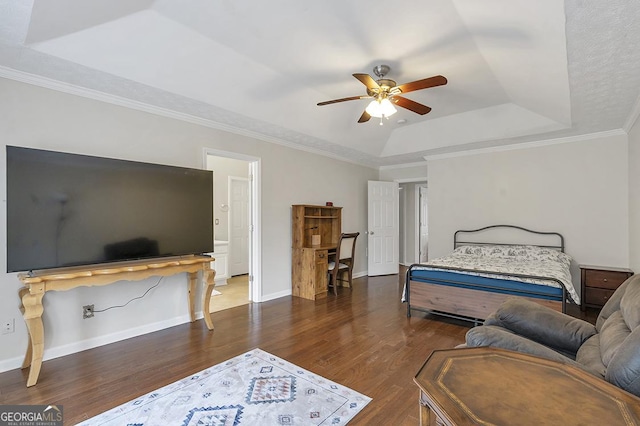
[0,355,24,374]
[0,313,198,374]
[0,269,385,374]
[261,289,291,302]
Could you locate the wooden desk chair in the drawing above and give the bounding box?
[328,232,359,295]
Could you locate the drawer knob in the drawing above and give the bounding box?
[319,254,324,258]
[603,278,608,282]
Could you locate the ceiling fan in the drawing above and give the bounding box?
[317,65,447,125]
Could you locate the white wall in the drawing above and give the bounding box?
[0,78,377,371]
[427,134,630,297]
[629,118,640,273]
[379,163,427,182]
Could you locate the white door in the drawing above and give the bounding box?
[229,177,249,276]
[367,181,399,276]
[419,185,429,262]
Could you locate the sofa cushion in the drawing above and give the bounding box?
[606,327,640,397]
[575,335,606,377]
[598,310,631,366]
[492,298,596,355]
[597,277,636,331]
[465,325,582,365]
[620,279,640,330]
[483,312,502,327]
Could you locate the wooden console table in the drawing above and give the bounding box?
[414,347,640,425]
[17,255,216,387]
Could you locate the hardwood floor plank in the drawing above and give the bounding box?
[0,272,471,425]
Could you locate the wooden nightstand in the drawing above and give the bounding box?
[580,265,633,311]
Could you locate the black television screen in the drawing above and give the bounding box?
[6,146,214,273]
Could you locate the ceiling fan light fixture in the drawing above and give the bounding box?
[365,98,397,118]
[317,66,446,124]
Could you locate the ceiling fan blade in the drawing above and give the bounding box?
[317,96,364,106]
[357,110,371,123]
[397,75,447,94]
[392,96,432,115]
[353,73,380,90]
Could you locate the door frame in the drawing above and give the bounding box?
[415,183,428,263]
[394,177,427,267]
[203,148,262,303]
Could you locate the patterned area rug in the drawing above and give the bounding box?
[78,349,371,425]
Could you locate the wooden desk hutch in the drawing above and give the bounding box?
[291,204,342,300]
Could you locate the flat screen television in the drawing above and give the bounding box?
[6,146,214,273]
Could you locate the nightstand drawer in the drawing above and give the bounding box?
[580,265,633,311]
[584,287,616,306]
[584,269,629,290]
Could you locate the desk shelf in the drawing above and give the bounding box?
[292,205,342,300]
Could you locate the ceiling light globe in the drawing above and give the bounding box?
[365,99,397,118]
[379,98,397,117]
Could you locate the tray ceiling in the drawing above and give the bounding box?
[1,0,639,167]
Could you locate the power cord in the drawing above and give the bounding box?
[92,277,163,314]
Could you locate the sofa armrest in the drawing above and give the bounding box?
[606,327,640,397]
[465,325,585,367]
[491,298,597,355]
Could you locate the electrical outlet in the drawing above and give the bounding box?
[2,318,15,334]
[83,304,94,319]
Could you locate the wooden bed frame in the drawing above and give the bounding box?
[406,225,569,325]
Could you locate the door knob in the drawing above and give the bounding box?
[369,231,375,235]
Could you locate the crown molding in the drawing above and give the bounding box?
[394,177,428,183]
[378,160,428,171]
[0,66,378,169]
[623,92,640,132]
[423,129,627,161]
[3,66,631,170]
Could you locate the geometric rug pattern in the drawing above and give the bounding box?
[77,349,371,425]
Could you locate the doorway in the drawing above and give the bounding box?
[229,176,249,277]
[417,184,428,262]
[397,179,427,266]
[204,149,261,311]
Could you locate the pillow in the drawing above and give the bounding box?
[454,244,572,266]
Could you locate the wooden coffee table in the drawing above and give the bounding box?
[414,347,640,425]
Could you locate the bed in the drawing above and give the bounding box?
[405,225,580,325]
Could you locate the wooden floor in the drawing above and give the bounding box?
[210,274,250,313]
[0,271,475,425]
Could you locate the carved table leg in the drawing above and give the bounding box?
[202,268,216,331]
[19,284,45,387]
[187,271,197,323]
[18,288,32,368]
[419,392,438,426]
